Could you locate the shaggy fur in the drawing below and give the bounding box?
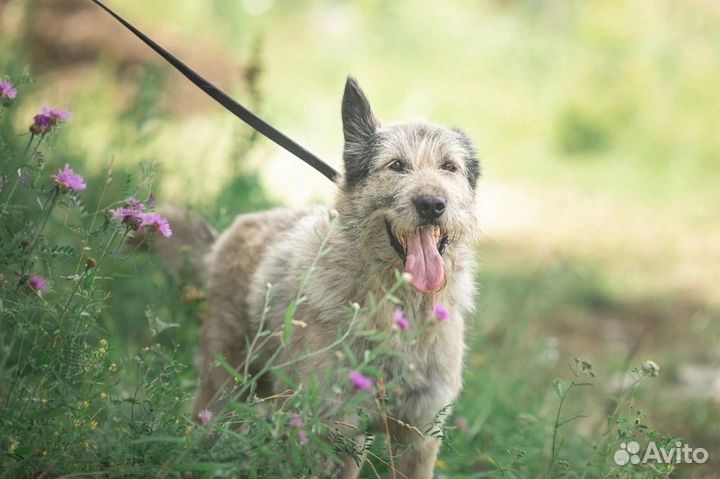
[171,77,479,478]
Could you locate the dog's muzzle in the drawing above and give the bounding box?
[384,220,450,261]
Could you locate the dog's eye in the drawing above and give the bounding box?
[441,161,458,173]
[387,159,406,173]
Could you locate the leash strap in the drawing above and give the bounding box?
[90,0,340,184]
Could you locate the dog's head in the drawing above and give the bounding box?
[336,77,480,293]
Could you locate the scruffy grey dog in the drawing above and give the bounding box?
[165,77,479,478]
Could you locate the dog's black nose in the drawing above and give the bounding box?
[413,196,446,221]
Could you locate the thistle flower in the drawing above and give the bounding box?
[29,106,71,134]
[138,212,172,238]
[52,164,86,193]
[30,113,52,135]
[393,308,410,331]
[28,275,49,294]
[111,197,146,230]
[0,79,17,100]
[433,304,450,322]
[288,414,304,428]
[288,413,309,444]
[349,371,373,391]
[197,409,214,424]
[125,197,144,210]
[41,106,71,124]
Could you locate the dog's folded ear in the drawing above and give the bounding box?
[342,76,379,144]
[342,76,379,188]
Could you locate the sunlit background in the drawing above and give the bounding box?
[2,0,719,475]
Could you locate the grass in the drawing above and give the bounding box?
[1,0,719,477]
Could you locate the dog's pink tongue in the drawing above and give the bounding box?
[405,226,444,292]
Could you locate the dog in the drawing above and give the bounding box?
[166,77,480,478]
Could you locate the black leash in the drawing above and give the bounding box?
[90,0,340,184]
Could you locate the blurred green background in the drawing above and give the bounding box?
[2,0,719,476]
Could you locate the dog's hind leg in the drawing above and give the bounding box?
[192,209,310,417]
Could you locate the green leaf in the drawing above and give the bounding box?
[83,271,96,290]
[283,300,298,344]
[215,353,244,384]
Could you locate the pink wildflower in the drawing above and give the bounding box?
[28,275,49,294]
[349,371,373,391]
[393,308,410,331]
[288,415,304,428]
[433,304,450,322]
[197,409,213,424]
[40,106,72,123]
[138,212,172,238]
[0,79,17,100]
[111,197,145,230]
[30,106,70,134]
[52,164,86,193]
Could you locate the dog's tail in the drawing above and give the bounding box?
[127,205,217,282]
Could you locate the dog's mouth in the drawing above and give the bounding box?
[385,220,449,293]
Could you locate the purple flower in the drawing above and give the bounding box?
[288,414,308,445]
[29,106,70,134]
[349,371,373,391]
[137,212,172,238]
[124,197,145,212]
[112,207,141,229]
[393,308,410,331]
[30,113,52,135]
[41,106,72,123]
[111,198,171,239]
[111,197,146,230]
[0,79,17,100]
[53,164,86,193]
[288,414,304,428]
[433,304,450,322]
[28,275,49,294]
[197,409,213,424]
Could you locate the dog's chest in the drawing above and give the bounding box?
[359,302,466,426]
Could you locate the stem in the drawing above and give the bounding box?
[57,228,121,325]
[3,135,37,206]
[19,134,35,163]
[377,378,398,479]
[243,285,273,380]
[73,162,113,276]
[547,383,572,477]
[26,134,43,161]
[19,188,59,277]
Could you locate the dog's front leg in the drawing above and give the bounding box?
[393,435,441,479]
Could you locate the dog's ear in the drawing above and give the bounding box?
[342,76,378,143]
[342,77,379,187]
